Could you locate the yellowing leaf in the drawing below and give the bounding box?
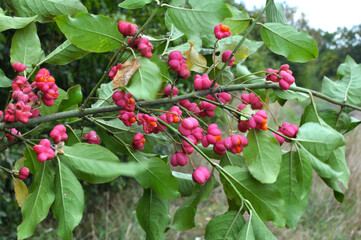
[13,178,29,207]
[112,58,141,89]
[184,42,207,73]
[217,43,249,65]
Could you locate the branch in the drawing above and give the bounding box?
[1,82,361,130]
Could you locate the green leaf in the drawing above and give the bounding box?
[52,158,84,240]
[58,85,82,112]
[118,0,151,9]
[221,166,286,227]
[62,143,145,183]
[205,210,245,240]
[17,161,55,240]
[10,22,41,73]
[222,4,250,35]
[243,129,283,184]
[297,122,345,162]
[95,119,167,154]
[322,56,361,109]
[91,81,114,108]
[165,0,229,37]
[266,0,286,23]
[321,146,350,203]
[64,125,82,146]
[55,12,123,53]
[136,189,170,240]
[172,177,215,230]
[134,157,180,200]
[42,40,89,65]
[318,109,351,132]
[239,210,278,240]
[0,69,12,88]
[24,145,41,175]
[172,171,195,197]
[274,89,308,102]
[217,36,263,64]
[126,57,164,100]
[39,88,67,116]
[0,15,37,32]
[5,0,87,23]
[276,151,312,228]
[260,23,318,62]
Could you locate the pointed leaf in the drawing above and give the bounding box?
[55,13,123,53]
[266,0,286,23]
[172,171,195,197]
[24,145,42,174]
[5,0,87,23]
[62,143,145,183]
[0,15,37,32]
[239,210,277,240]
[205,210,245,240]
[165,0,230,37]
[52,159,84,240]
[0,69,12,88]
[13,178,29,208]
[42,40,89,65]
[222,4,250,35]
[10,22,41,73]
[297,122,345,161]
[276,151,312,228]
[322,56,361,108]
[261,23,318,62]
[58,85,83,112]
[134,157,180,200]
[126,57,164,100]
[136,189,170,240]
[17,161,55,240]
[243,129,283,184]
[118,0,151,9]
[221,166,286,227]
[172,177,215,230]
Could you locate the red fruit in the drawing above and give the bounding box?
[170,152,188,167]
[192,167,211,184]
[18,167,30,180]
[214,24,231,39]
[33,139,55,162]
[222,50,235,66]
[12,62,26,73]
[132,133,145,150]
[117,21,138,36]
[50,125,68,143]
[84,131,100,144]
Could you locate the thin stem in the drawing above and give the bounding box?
[210,0,272,88]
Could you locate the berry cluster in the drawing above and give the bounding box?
[6,128,21,143]
[266,64,295,90]
[272,122,299,145]
[214,24,232,40]
[117,21,138,37]
[222,50,235,66]
[168,51,190,79]
[18,167,30,180]
[3,66,59,124]
[128,36,153,58]
[109,63,122,79]
[84,131,101,144]
[132,133,146,150]
[112,90,136,112]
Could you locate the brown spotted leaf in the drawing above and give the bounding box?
[112,58,141,89]
[13,178,29,207]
